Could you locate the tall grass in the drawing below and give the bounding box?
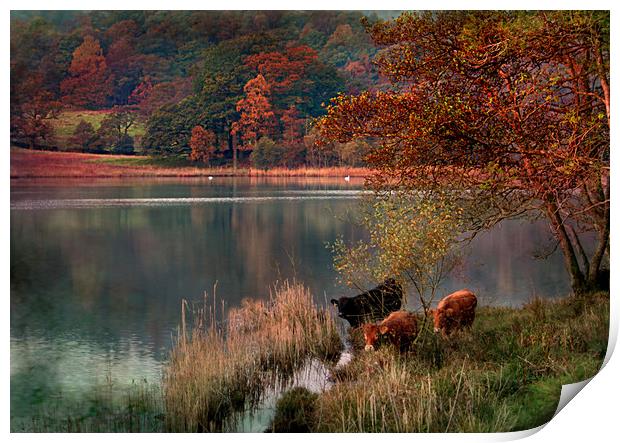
[313,292,609,432]
[163,281,342,432]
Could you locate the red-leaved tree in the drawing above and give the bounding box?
[244,46,318,97]
[60,35,114,109]
[318,11,609,293]
[231,74,277,167]
[189,126,218,165]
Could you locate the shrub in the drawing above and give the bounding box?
[113,134,134,155]
[269,387,318,432]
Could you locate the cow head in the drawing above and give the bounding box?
[331,297,352,319]
[362,323,389,351]
[330,298,341,315]
[431,308,454,333]
[383,277,396,286]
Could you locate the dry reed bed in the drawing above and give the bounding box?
[163,282,342,432]
[11,148,372,178]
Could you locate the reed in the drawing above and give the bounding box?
[163,281,342,432]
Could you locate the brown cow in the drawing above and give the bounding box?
[428,289,477,336]
[362,311,418,352]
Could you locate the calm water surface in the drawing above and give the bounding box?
[10,177,574,425]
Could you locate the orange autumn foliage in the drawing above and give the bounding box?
[231,74,277,150]
[60,36,113,108]
[189,126,218,164]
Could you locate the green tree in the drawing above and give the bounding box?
[142,96,202,156]
[250,137,284,169]
[69,119,97,151]
[96,110,137,153]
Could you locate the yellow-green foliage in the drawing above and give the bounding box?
[163,281,342,432]
[331,191,464,306]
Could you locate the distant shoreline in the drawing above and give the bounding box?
[10,148,372,180]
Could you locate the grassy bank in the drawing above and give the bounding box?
[311,291,608,432]
[10,147,371,178]
[13,289,608,432]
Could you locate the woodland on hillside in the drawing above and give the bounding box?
[11,11,393,167]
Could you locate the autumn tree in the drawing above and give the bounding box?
[60,35,113,108]
[231,74,277,168]
[281,105,305,145]
[189,126,218,165]
[10,73,61,149]
[279,105,307,166]
[318,11,609,294]
[244,45,345,117]
[129,77,192,119]
[245,46,318,97]
[69,120,97,151]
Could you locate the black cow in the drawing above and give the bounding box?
[330,278,403,328]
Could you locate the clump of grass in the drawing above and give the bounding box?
[163,281,342,432]
[268,387,318,432]
[313,292,609,432]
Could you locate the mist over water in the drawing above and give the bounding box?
[10,177,577,424]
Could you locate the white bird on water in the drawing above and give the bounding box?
[344,175,350,182]
[208,176,213,181]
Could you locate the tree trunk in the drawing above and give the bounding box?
[593,38,611,128]
[545,202,586,293]
[228,129,237,172]
[587,173,610,287]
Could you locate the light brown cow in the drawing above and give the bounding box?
[428,289,477,336]
[362,311,418,352]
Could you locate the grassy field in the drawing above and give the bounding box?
[50,110,146,149]
[10,148,372,179]
[13,288,608,433]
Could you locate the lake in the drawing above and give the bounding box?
[10,177,574,427]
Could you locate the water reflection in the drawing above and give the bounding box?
[10,334,163,419]
[10,177,578,424]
